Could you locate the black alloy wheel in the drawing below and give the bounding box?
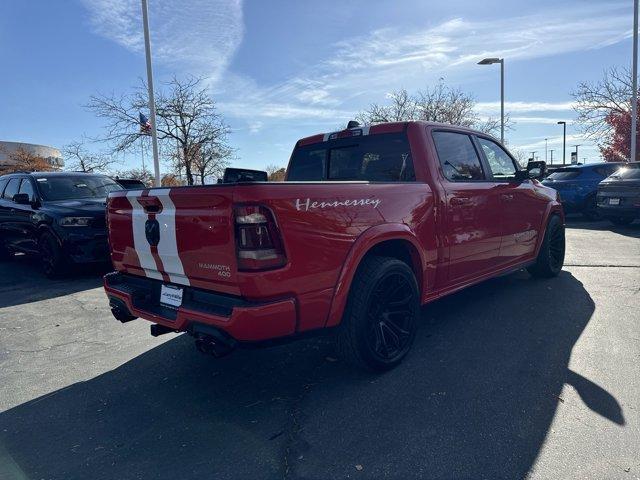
[38,232,67,278]
[528,215,565,278]
[547,219,566,273]
[366,272,415,362]
[336,256,419,371]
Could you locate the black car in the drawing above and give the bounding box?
[115,178,147,189]
[597,162,640,226]
[0,171,123,277]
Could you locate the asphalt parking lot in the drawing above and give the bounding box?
[1,219,639,480]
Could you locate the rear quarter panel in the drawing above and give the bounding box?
[234,182,435,330]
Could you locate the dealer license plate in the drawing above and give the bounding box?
[609,198,620,205]
[160,284,183,308]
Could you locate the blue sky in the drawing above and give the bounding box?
[0,0,635,172]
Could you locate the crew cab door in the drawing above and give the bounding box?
[475,136,546,263]
[12,177,39,253]
[0,177,26,251]
[432,130,502,285]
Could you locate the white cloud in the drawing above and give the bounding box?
[510,117,568,125]
[477,101,576,113]
[220,3,629,129]
[81,1,630,147]
[81,0,243,81]
[515,134,587,151]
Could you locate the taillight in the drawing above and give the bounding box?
[234,204,287,271]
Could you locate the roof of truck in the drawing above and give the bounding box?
[296,120,490,147]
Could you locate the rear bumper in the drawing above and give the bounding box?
[103,272,297,342]
[597,205,639,219]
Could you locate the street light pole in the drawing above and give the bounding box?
[545,138,548,162]
[478,57,505,144]
[632,0,638,163]
[550,149,554,164]
[141,0,161,187]
[557,121,567,165]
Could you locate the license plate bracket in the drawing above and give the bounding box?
[160,284,183,308]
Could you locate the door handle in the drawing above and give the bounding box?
[501,194,514,201]
[450,197,472,206]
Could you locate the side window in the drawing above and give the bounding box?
[0,179,8,198]
[477,137,518,180]
[3,178,21,200]
[19,178,36,201]
[432,131,485,181]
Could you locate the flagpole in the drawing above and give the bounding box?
[631,0,638,163]
[141,0,161,187]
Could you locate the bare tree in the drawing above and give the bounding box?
[356,83,508,136]
[191,140,232,185]
[265,164,286,181]
[264,164,287,182]
[87,76,231,185]
[63,141,117,173]
[161,173,184,187]
[572,66,634,140]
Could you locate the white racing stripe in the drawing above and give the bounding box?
[127,191,163,280]
[153,189,190,286]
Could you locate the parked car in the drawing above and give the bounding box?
[597,162,640,225]
[218,168,269,183]
[541,162,624,220]
[0,171,122,277]
[115,178,148,190]
[104,121,565,371]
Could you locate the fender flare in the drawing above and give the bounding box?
[533,202,564,257]
[324,223,426,328]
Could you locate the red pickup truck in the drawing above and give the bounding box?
[104,121,565,371]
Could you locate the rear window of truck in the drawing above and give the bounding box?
[287,133,416,182]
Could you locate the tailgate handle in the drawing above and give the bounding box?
[137,197,162,213]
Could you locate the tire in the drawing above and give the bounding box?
[38,231,68,278]
[335,256,420,372]
[582,194,601,221]
[609,216,634,226]
[527,215,565,278]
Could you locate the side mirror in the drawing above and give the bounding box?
[527,160,547,180]
[13,193,31,205]
[516,160,547,181]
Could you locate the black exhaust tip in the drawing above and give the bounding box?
[190,323,237,358]
[109,297,137,323]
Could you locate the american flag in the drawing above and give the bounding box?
[139,112,151,134]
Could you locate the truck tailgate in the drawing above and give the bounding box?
[108,187,240,295]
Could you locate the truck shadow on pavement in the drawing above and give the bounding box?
[0,270,623,480]
[0,255,105,308]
